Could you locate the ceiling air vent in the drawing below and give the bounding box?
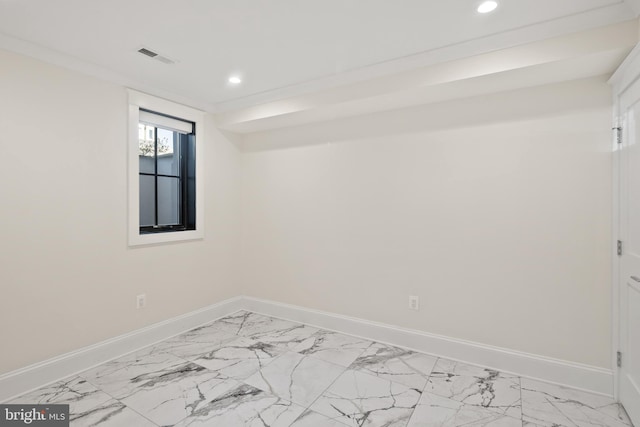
[137,47,158,58]
[137,47,176,65]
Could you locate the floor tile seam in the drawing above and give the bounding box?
[6,338,202,405]
[409,390,526,427]
[426,360,524,393]
[257,345,358,378]
[347,362,432,392]
[76,350,204,426]
[394,351,439,388]
[67,375,162,427]
[266,329,433,387]
[301,326,374,344]
[243,314,441,396]
[344,338,377,367]
[308,367,424,426]
[152,376,249,427]
[208,313,619,427]
[405,356,441,427]
[241,327,320,345]
[520,396,632,427]
[209,314,525,424]
[434,388,524,418]
[190,341,287,382]
[297,361,350,419]
[242,310,393,351]
[519,373,524,423]
[76,374,121,403]
[421,356,441,391]
[76,347,195,380]
[289,407,353,427]
[242,310,460,387]
[212,324,244,336]
[118,315,239,360]
[524,402,581,427]
[176,329,241,347]
[237,313,379,357]
[348,368,424,395]
[286,342,368,370]
[4,378,71,405]
[111,399,162,427]
[245,333,320,355]
[242,321,374,358]
[176,337,256,366]
[299,389,350,426]
[519,387,618,413]
[422,360,527,423]
[185,358,238,382]
[617,405,634,427]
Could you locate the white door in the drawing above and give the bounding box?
[618,76,640,426]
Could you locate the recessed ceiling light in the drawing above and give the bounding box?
[228,76,242,85]
[477,1,498,13]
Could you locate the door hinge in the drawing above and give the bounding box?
[613,127,623,144]
[617,351,622,368]
[617,240,623,256]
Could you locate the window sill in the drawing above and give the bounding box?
[128,229,204,247]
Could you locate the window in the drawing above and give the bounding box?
[128,90,205,246]
[138,111,195,233]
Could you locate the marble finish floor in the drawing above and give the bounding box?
[8,311,634,427]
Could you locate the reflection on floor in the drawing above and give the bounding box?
[9,311,633,426]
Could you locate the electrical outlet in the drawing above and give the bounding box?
[409,296,419,310]
[136,294,146,309]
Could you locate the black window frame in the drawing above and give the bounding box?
[138,109,196,235]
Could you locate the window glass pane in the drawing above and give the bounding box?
[157,176,181,225]
[139,175,156,227]
[156,128,180,176]
[139,124,155,174]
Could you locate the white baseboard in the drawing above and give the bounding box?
[243,296,614,397]
[0,295,614,402]
[0,296,244,403]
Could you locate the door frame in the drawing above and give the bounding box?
[609,42,640,401]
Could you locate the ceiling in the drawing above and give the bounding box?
[0,0,638,133]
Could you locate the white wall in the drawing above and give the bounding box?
[0,45,614,377]
[240,76,613,368]
[0,49,241,375]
